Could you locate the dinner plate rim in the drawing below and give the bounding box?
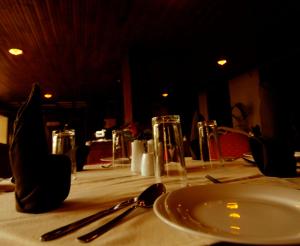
[154,183,300,245]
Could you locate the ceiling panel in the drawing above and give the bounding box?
[0,0,299,106]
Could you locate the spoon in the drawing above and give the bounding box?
[77,183,166,243]
[40,197,137,241]
[205,174,222,184]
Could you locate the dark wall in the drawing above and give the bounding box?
[206,80,232,127]
[258,53,300,150]
[129,46,235,137]
[129,47,204,137]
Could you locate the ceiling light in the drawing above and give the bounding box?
[162,92,168,97]
[217,59,227,66]
[8,48,23,56]
[44,93,53,99]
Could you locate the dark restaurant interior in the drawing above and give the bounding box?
[0,0,300,161]
[2,1,300,244]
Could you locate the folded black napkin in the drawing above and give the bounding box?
[249,67,298,178]
[249,135,297,177]
[0,143,12,178]
[9,83,71,213]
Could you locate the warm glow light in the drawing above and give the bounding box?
[229,212,241,219]
[226,202,238,209]
[217,59,227,66]
[44,93,53,99]
[8,48,23,56]
[162,93,169,97]
[229,225,241,235]
[230,225,241,230]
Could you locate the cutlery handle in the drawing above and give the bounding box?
[242,157,256,164]
[40,198,134,241]
[205,174,222,184]
[77,205,136,243]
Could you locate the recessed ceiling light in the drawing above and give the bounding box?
[44,93,53,99]
[8,48,23,56]
[217,59,227,66]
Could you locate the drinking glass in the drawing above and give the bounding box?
[52,128,76,178]
[112,130,131,167]
[197,120,222,162]
[152,115,187,191]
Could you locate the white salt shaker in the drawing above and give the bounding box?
[141,152,154,176]
[147,139,154,153]
[131,140,144,174]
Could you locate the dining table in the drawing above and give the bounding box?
[1,157,300,246]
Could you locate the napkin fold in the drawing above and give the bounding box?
[249,136,297,177]
[9,83,71,213]
[249,70,298,178]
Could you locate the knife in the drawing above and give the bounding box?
[40,197,137,241]
[205,174,263,184]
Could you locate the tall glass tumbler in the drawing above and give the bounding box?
[198,120,222,162]
[152,115,187,191]
[52,128,76,178]
[112,130,131,167]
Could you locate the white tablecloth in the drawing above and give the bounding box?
[1,158,300,246]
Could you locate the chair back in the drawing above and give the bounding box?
[217,127,250,159]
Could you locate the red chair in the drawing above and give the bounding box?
[216,127,250,160]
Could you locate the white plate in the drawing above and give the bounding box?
[154,184,300,245]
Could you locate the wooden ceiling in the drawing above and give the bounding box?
[0,0,299,107]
